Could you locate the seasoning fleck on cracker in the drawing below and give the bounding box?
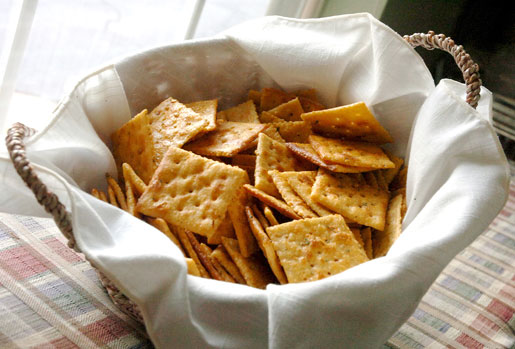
[266,215,368,283]
[136,146,248,238]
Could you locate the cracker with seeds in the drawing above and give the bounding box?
[286,143,375,173]
[373,194,404,258]
[301,101,393,143]
[269,170,317,219]
[285,171,334,217]
[260,88,295,111]
[255,133,299,197]
[272,121,312,143]
[311,169,389,230]
[228,188,259,257]
[245,207,288,284]
[309,135,395,169]
[111,109,156,184]
[266,215,368,283]
[149,97,209,167]
[244,184,301,220]
[268,98,304,121]
[136,146,248,238]
[221,237,277,289]
[184,121,268,157]
[217,100,260,123]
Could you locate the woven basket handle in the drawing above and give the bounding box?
[5,122,77,250]
[403,31,481,109]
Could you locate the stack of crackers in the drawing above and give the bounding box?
[91,87,407,288]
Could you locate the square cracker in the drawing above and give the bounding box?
[136,146,248,237]
[309,135,395,169]
[228,188,259,257]
[184,121,268,157]
[111,109,155,184]
[260,88,296,111]
[255,133,299,197]
[271,121,312,143]
[269,170,317,219]
[217,100,259,123]
[285,171,334,217]
[185,99,218,133]
[373,194,403,258]
[149,97,208,167]
[311,169,389,230]
[301,101,393,143]
[245,206,288,284]
[266,215,369,283]
[244,185,301,220]
[268,98,304,121]
[286,143,375,173]
[221,237,277,289]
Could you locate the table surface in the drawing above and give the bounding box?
[0,182,513,348]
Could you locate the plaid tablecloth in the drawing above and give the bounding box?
[0,183,513,348]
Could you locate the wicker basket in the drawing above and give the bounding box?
[5,31,481,327]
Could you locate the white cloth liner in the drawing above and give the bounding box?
[0,13,509,348]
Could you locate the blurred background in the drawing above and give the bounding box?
[0,0,513,161]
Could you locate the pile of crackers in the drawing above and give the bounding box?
[91,87,407,288]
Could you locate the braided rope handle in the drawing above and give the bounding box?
[4,31,481,327]
[403,31,482,109]
[5,122,144,322]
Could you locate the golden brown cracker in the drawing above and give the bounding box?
[185,99,218,133]
[228,188,259,257]
[259,111,284,123]
[248,90,261,106]
[231,154,256,168]
[260,88,295,111]
[199,243,235,283]
[221,237,277,289]
[207,213,235,245]
[285,171,334,217]
[106,174,128,211]
[245,206,288,284]
[111,109,155,184]
[184,121,267,157]
[148,218,185,255]
[125,180,140,218]
[271,121,312,143]
[149,97,208,167]
[295,88,318,102]
[298,96,325,112]
[360,227,373,259]
[251,204,270,229]
[185,258,200,276]
[266,215,368,283]
[211,246,246,284]
[263,206,279,226]
[309,135,395,169]
[187,231,222,280]
[217,100,259,123]
[136,146,248,237]
[301,102,393,143]
[244,184,301,220]
[122,163,147,196]
[268,98,304,121]
[350,227,365,249]
[255,133,299,197]
[175,226,209,278]
[382,152,404,185]
[286,143,375,173]
[107,185,119,208]
[390,167,407,191]
[269,170,317,219]
[262,125,285,143]
[373,194,404,258]
[311,169,389,230]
